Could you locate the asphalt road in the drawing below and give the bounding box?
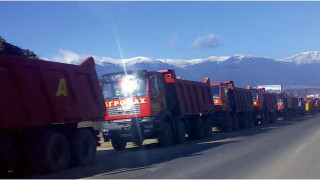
[15,114,320,179]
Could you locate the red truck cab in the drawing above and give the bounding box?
[210,82,229,112]
[100,70,167,147]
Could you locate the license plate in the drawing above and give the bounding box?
[120,133,132,137]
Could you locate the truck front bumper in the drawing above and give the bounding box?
[100,117,158,142]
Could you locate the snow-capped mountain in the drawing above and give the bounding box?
[91,51,320,89]
[42,50,320,89]
[277,51,320,64]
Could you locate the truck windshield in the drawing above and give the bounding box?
[211,85,220,98]
[101,75,147,100]
[252,91,258,101]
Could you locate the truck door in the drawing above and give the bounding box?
[221,85,228,111]
[150,75,166,116]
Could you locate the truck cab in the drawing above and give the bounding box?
[210,82,229,112]
[251,88,265,111]
[100,70,168,149]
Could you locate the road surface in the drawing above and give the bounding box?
[10,114,320,178]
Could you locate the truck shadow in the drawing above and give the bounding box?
[7,114,318,179]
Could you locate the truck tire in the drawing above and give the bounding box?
[260,114,266,125]
[175,118,186,144]
[248,113,255,128]
[111,138,127,150]
[193,117,205,139]
[222,114,233,132]
[204,117,212,137]
[265,112,270,125]
[131,119,144,148]
[36,132,70,173]
[232,113,239,131]
[284,110,289,120]
[133,140,143,147]
[70,129,97,166]
[273,111,278,123]
[241,113,249,129]
[158,121,173,147]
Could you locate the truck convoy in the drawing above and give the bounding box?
[246,87,278,125]
[0,55,106,174]
[210,81,254,131]
[100,69,215,150]
[2,53,319,175]
[256,85,298,120]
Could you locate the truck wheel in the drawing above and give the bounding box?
[241,113,249,129]
[70,129,97,166]
[248,113,255,128]
[131,119,144,148]
[232,113,239,131]
[265,112,270,125]
[284,110,289,120]
[38,132,70,172]
[158,121,173,147]
[111,138,127,150]
[175,118,186,144]
[204,117,212,137]
[260,114,266,125]
[273,112,278,123]
[194,117,205,139]
[132,139,143,147]
[222,114,233,132]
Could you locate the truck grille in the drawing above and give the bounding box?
[108,104,141,117]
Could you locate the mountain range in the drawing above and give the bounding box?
[1,36,319,92]
[93,51,320,90]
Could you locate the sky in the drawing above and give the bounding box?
[1,1,320,60]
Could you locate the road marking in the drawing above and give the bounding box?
[296,143,306,153]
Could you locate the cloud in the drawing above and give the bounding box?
[169,36,184,48]
[42,49,84,65]
[192,34,220,49]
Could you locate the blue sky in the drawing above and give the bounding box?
[1,1,320,60]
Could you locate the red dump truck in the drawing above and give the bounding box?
[100,69,214,150]
[247,87,278,125]
[210,81,254,131]
[276,92,295,120]
[0,55,106,174]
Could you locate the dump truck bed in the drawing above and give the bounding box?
[160,69,214,116]
[232,87,254,112]
[264,92,278,111]
[0,55,106,129]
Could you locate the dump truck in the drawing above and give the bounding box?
[0,55,106,174]
[290,94,299,117]
[247,87,278,125]
[276,92,292,120]
[256,85,293,120]
[100,69,214,150]
[210,81,254,131]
